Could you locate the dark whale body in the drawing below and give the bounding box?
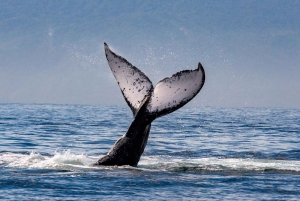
[94,96,152,166]
[94,43,205,166]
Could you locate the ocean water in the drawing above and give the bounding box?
[0,103,299,200]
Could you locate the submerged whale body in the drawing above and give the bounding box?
[94,43,205,166]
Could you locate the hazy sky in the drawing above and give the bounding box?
[0,1,299,108]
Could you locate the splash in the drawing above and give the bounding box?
[0,150,96,170]
[1,151,300,174]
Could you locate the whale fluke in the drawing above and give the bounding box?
[104,43,205,118]
[95,43,206,166]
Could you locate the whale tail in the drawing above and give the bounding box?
[95,43,205,166]
[104,43,205,120]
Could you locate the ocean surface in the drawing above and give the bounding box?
[0,103,299,200]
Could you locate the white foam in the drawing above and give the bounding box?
[138,156,300,173]
[1,151,300,173]
[0,150,96,170]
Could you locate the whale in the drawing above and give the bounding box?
[93,43,205,166]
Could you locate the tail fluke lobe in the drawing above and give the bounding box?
[146,62,205,119]
[104,43,153,115]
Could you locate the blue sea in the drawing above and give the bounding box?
[0,104,299,200]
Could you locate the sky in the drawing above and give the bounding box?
[0,0,299,108]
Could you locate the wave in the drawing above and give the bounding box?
[1,151,300,174]
[139,156,300,174]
